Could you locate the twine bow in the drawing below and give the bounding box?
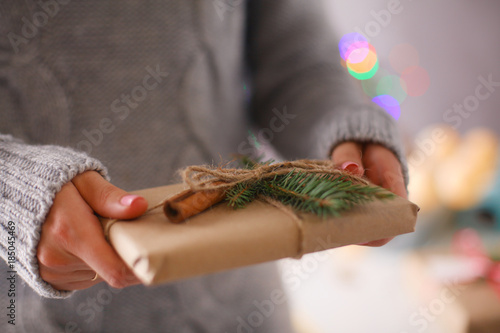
[182,159,369,191]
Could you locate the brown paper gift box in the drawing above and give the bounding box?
[99,184,419,285]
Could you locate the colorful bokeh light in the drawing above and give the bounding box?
[347,44,377,72]
[372,95,401,120]
[339,35,430,121]
[339,33,369,61]
[347,59,379,80]
[400,65,430,97]
[361,69,389,97]
[338,32,378,80]
[376,75,407,103]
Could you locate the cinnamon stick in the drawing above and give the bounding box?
[163,188,226,223]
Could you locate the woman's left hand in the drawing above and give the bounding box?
[331,141,407,247]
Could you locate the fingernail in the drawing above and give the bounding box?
[120,195,140,206]
[341,161,360,173]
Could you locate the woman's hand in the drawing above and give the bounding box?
[37,171,148,291]
[331,141,407,247]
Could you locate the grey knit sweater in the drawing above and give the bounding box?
[0,0,406,332]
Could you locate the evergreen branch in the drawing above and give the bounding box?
[225,182,259,209]
[225,170,395,217]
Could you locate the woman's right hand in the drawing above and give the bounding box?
[37,171,148,291]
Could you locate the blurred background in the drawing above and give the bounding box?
[283,1,500,332]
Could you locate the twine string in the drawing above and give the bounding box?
[103,200,167,238]
[260,196,306,257]
[182,159,369,191]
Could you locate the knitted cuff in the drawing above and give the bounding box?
[0,136,108,298]
[313,104,409,187]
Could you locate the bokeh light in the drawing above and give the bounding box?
[344,42,370,64]
[400,65,430,97]
[376,75,407,103]
[339,34,430,121]
[346,44,377,71]
[339,32,379,80]
[339,33,369,61]
[372,95,401,120]
[347,59,379,80]
[361,68,389,98]
[361,69,407,103]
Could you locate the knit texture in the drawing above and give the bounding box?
[0,134,108,298]
[0,0,406,331]
[315,104,410,186]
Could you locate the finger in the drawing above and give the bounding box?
[52,277,104,291]
[38,182,96,280]
[331,141,364,176]
[380,169,407,199]
[362,144,407,199]
[53,280,103,291]
[358,237,394,247]
[42,269,101,287]
[38,245,89,274]
[75,215,142,288]
[359,144,407,248]
[39,181,140,290]
[72,171,148,219]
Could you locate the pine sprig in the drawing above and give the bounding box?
[262,171,393,217]
[226,182,259,209]
[224,161,395,217]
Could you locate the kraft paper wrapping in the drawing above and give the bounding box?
[100,184,419,285]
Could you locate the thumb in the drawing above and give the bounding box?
[362,144,408,199]
[72,171,148,219]
[331,141,364,176]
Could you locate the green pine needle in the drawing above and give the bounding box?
[262,171,393,217]
[225,182,259,209]
[224,163,395,217]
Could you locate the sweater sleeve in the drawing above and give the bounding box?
[246,0,408,186]
[0,134,109,298]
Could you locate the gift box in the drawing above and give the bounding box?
[99,184,418,285]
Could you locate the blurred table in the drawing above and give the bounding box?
[280,247,479,333]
